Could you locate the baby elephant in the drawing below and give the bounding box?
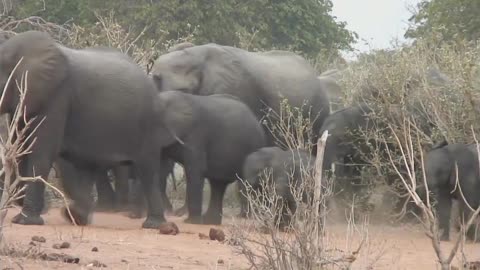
[240,147,316,230]
[425,142,480,242]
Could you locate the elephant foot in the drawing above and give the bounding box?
[174,205,188,217]
[141,216,166,229]
[11,212,44,225]
[184,215,203,224]
[201,214,222,225]
[62,206,91,226]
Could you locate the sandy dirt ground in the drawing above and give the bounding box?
[1,208,479,270]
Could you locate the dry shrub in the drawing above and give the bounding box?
[229,102,376,270]
[332,36,480,221]
[333,34,480,268]
[0,66,73,244]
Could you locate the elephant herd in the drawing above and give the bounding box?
[0,31,478,242]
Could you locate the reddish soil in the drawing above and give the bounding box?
[1,208,479,270]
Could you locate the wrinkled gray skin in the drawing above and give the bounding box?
[0,31,166,228]
[320,103,373,190]
[240,147,316,230]
[319,103,423,219]
[151,44,330,151]
[150,91,266,224]
[424,142,480,242]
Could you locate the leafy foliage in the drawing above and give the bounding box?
[405,0,480,42]
[5,0,357,58]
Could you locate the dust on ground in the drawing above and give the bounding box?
[1,208,479,270]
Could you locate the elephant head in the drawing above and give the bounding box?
[151,44,247,97]
[151,48,204,94]
[154,90,195,147]
[0,31,68,116]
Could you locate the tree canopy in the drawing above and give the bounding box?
[6,0,357,58]
[405,0,480,42]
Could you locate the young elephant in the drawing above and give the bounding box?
[240,147,316,230]
[424,142,480,242]
[152,91,266,225]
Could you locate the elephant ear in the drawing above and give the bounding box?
[155,91,195,146]
[0,31,68,116]
[200,45,251,96]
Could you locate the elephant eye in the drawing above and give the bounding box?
[152,74,163,91]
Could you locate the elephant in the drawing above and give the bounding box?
[317,69,343,110]
[424,142,480,242]
[0,31,167,229]
[320,103,374,194]
[150,43,330,152]
[151,90,266,224]
[240,146,316,230]
[319,103,424,219]
[94,160,179,216]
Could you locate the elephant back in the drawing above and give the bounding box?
[0,31,68,116]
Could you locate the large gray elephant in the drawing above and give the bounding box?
[319,103,424,219]
[240,146,316,230]
[424,142,480,242]
[0,31,166,228]
[151,44,330,152]
[151,90,266,224]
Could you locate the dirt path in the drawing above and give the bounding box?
[1,208,479,269]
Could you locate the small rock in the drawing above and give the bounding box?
[87,260,107,268]
[91,247,99,252]
[198,233,209,240]
[53,242,71,249]
[41,253,79,264]
[121,259,128,263]
[209,228,225,242]
[29,241,36,246]
[217,259,224,264]
[159,222,179,235]
[31,236,46,243]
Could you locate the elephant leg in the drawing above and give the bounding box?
[127,177,146,219]
[159,159,174,214]
[57,158,96,225]
[183,151,206,224]
[202,180,229,225]
[94,170,116,212]
[12,106,67,225]
[135,159,166,229]
[111,164,131,211]
[435,189,452,241]
[237,181,250,218]
[278,199,296,232]
[169,162,177,192]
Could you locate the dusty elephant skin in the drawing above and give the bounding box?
[424,142,480,242]
[150,44,330,152]
[141,91,266,225]
[319,103,423,219]
[0,31,166,229]
[240,146,316,230]
[94,159,177,218]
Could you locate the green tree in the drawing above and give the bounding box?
[405,0,480,42]
[8,0,357,58]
